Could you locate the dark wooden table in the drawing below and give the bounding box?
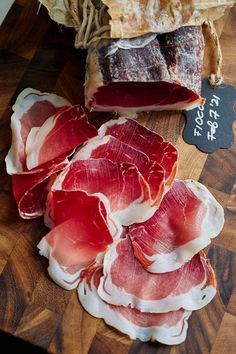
[0,1,235,353]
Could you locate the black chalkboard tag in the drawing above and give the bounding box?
[183,79,236,153]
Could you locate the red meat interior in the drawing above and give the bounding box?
[90,82,199,108]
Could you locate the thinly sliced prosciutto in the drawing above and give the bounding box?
[98,237,216,313]
[99,117,178,188]
[26,105,97,170]
[5,88,98,218]
[75,135,165,206]
[128,180,224,273]
[38,191,114,290]
[5,88,70,174]
[78,265,192,345]
[85,27,204,112]
[52,158,154,225]
[44,190,122,238]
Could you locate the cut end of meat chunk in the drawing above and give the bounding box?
[86,81,205,112]
[78,265,192,345]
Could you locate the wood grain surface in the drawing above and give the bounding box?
[0,1,235,353]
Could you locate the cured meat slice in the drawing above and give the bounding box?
[78,265,192,345]
[12,155,68,219]
[98,237,216,313]
[38,191,114,290]
[26,105,97,170]
[75,135,165,206]
[53,158,153,225]
[128,180,225,273]
[44,190,122,238]
[85,27,204,112]
[5,88,70,174]
[99,117,177,188]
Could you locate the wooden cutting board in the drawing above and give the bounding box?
[0,1,236,353]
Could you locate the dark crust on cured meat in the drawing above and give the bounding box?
[97,26,204,95]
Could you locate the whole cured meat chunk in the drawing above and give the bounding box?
[99,117,178,188]
[26,105,97,170]
[38,191,114,290]
[75,135,165,206]
[128,180,224,273]
[98,237,216,313]
[78,265,192,345]
[53,158,154,225]
[5,88,70,174]
[85,27,204,112]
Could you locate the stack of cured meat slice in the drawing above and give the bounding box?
[5,88,97,218]
[6,90,224,345]
[85,27,205,112]
[77,179,223,344]
[38,117,178,289]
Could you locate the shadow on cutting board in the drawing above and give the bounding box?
[0,330,48,354]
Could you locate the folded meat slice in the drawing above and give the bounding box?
[98,237,216,313]
[5,88,70,174]
[128,180,224,273]
[44,190,122,238]
[75,135,165,206]
[37,191,114,290]
[99,117,178,188]
[78,265,192,345]
[53,158,153,225]
[85,27,204,112]
[12,155,69,219]
[26,105,97,170]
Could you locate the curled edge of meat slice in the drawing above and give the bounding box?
[128,179,225,273]
[5,88,71,175]
[98,237,217,313]
[78,265,192,345]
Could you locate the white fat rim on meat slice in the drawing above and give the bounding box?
[90,98,203,113]
[5,88,71,174]
[38,237,106,291]
[136,179,225,273]
[74,135,111,160]
[25,113,58,170]
[112,198,157,226]
[37,237,82,290]
[78,272,192,345]
[53,159,156,226]
[98,239,216,313]
[98,117,128,138]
